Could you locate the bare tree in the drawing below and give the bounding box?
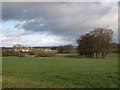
[77,28,113,58]
[57,45,73,54]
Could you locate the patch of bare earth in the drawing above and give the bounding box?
[25,54,73,58]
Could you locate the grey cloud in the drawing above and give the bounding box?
[2,2,118,44]
[14,23,21,28]
[2,2,112,21]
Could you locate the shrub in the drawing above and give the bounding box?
[2,48,14,56]
[29,49,36,55]
[13,51,25,57]
[35,50,56,57]
[2,48,24,57]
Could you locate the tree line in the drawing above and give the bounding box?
[57,44,73,54]
[57,28,114,58]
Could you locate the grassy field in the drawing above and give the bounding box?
[2,50,119,88]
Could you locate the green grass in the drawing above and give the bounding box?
[2,51,119,88]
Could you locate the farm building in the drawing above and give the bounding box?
[13,44,32,52]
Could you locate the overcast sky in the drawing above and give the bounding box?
[1,1,118,47]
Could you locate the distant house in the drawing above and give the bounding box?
[44,48,51,51]
[13,44,32,52]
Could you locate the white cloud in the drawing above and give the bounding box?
[0,34,9,40]
[2,38,69,47]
